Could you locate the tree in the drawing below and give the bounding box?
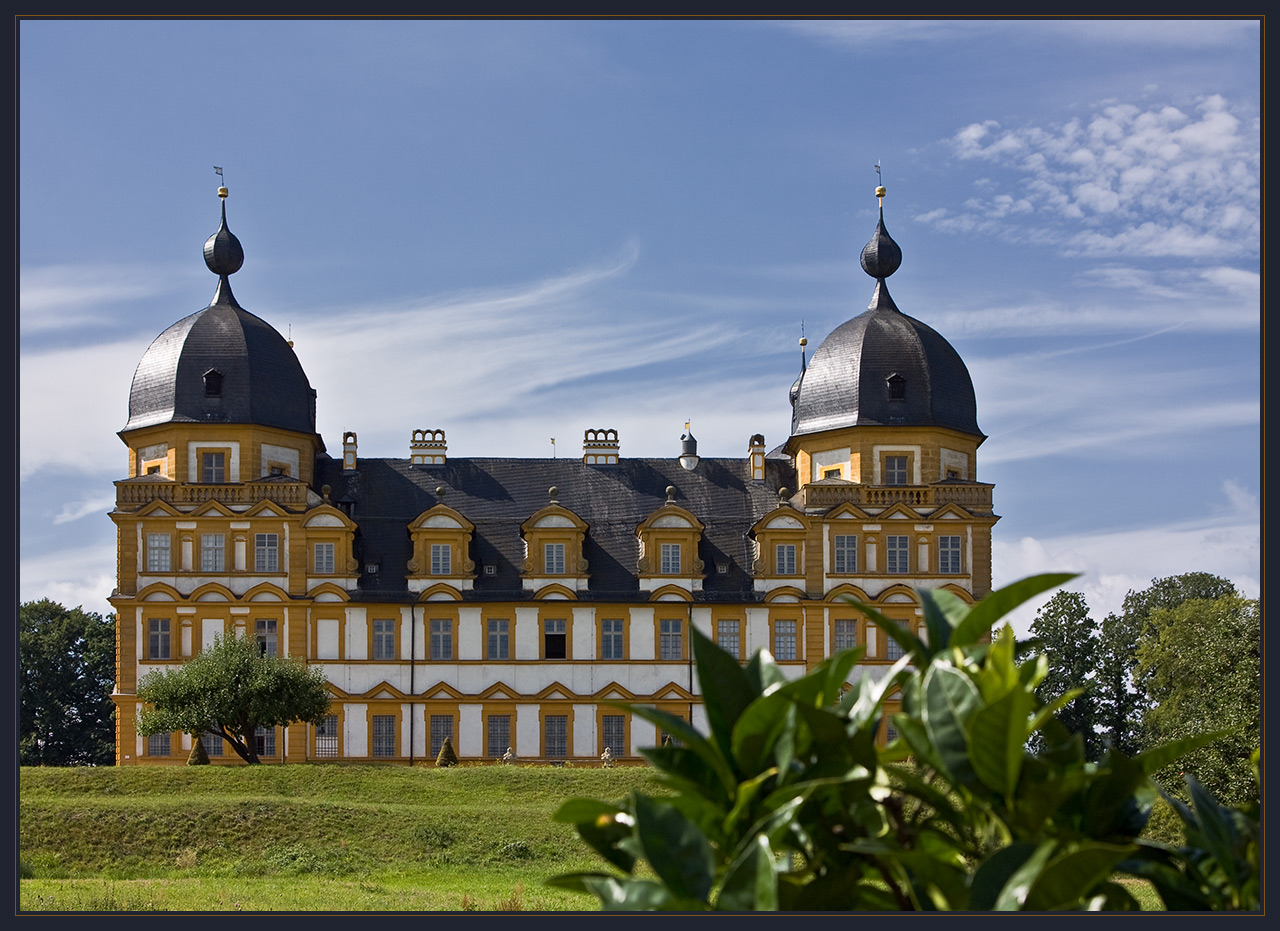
[20,600,116,766]
[1027,591,1101,759]
[1135,595,1260,806]
[137,633,331,764]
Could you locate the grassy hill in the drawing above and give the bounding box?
[20,763,665,912]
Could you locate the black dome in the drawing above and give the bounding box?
[790,195,981,439]
[123,194,316,435]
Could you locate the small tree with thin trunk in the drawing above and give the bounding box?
[138,633,330,764]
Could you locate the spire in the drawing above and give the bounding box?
[859,184,902,313]
[204,185,244,306]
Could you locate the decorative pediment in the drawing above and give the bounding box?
[648,584,694,603]
[636,503,705,536]
[533,583,578,601]
[823,583,871,604]
[416,583,463,602]
[303,505,357,530]
[409,503,475,534]
[875,501,923,522]
[477,682,522,701]
[521,504,588,534]
[134,498,183,518]
[875,584,919,605]
[764,586,806,603]
[419,681,467,700]
[751,506,810,536]
[243,582,289,602]
[189,498,237,518]
[189,582,235,602]
[591,682,640,702]
[927,502,972,521]
[137,582,183,602]
[533,682,578,701]
[649,681,696,701]
[306,583,350,603]
[824,501,870,521]
[243,499,289,519]
[359,681,411,702]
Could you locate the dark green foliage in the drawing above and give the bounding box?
[1027,591,1101,760]
[137,634,330,764]
[549,574,1260,911]
[20,600,117,766]
[187,736,211,765]
[1135,595,1259,806]
[436,736,459,767]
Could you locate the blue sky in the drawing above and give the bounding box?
[18,18,1260,634]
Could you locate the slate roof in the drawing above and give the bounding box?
[314,455,798,604]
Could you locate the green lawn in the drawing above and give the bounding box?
[19,763,1165,912]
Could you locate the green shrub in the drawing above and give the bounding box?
[550,574,1260,911]
[436,736,459,768]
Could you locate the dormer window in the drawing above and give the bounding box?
[887,373,905,401]
[202,452,226,483]
[203,368,223,398]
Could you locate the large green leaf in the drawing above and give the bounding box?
[546,873,677,911]
[1023,843,1135,910]
[731,690,797,777]
[716,835,778,911]
[1187,775,1244,895]
[968,842,1041,910]
[621,701,738,795]
[991,840,1056,910]
[950,573,1078,648]
[690,625,758,762]
[922,664,981,786]
[633,793,716,904]
[969,685,1033,798]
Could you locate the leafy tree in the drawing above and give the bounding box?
[20,600,116,766]
[1135,595,1259,806]
[137,633,330,764]
[1027,591,1101,759]
[550,574,1260,911]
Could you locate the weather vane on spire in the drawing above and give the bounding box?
[800,320,808,372]
[875,162,886,206]
[214,166,228,199]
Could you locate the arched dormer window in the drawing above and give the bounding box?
[635,494,705,594]
[203,368,223,398]
[407,503,476,592]
[520,499,589,591]
[886,373,905,401]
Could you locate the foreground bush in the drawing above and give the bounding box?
[550,574,1260,911]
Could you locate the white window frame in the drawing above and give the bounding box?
[544,618,567,659]
[372,618,396,660]
[544,543,566,575]
[487,619,510,660]
[487,715,511,758]
[775,543,797,575]
[255,533,279,572]
[314,542,335,574]
[939,536,963,574]
[601,714,626,757]
[774,619,797,661]
[833,534,857,574]
[430,618,452,660]
[885,455,908,486]
[146,533,171,572]
[201,533,226,572]
[148,618,171,659]
[600,618,624,660]
[834,619,858,652]
[659,619,682,660]
[315,714,339,758]
[201,451,226,484]
[429,714,453,758]
[659,543,681,575]
[544,714,568,759]
[430,543,451,575]
[887,536,910,574]
[255,619,278,657]
[371,715,396,758]
[716,619,740,657]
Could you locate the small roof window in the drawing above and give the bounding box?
[203,368,223,397]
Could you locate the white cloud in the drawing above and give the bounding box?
[53,494,119,526]
[774,19,1256,50]
[19,263,197,332]
[934,95,1259,261]
[993,513,1259,638]
[20,543,118,621]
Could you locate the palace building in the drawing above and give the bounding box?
[110,185,997,764]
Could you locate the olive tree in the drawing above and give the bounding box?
[137,633,330,764]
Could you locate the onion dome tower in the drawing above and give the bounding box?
[123,187,317,435]
[789,187,981,440]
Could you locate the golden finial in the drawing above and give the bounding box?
[215,166,228,199]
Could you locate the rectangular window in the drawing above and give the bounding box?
[774,619,797,661]
[430,543,451,575]
[430,715,454,759]
[716,619,740,657]
[314,542,335,574]
[254,533,279,572]
[822,467,842,479]
[660,543,681,574]
[544,543,565,575]
[885,455,908,486]
[371,715,396,758]
[939,536,963,574]
[487,619,510,660]
[146,533,171,572]
[601,714,626,757]
[201,533,226,572]
[886,638,905,661]
[430,619,453,660]
[659,619,682,660]
[255,726,276,758]
[202,452,226,483]
[201,733,224,758]
[148,732,171,757]
[775,543,797,575]
[834,619,858,652]
[255,619,278,657]
[600,619,624,660]
[487,714,511,758]
[315,715,339,758]
[544,714,568,759]
[887,536,910,574]
[372,618,396,660]
[833,535,857,574]
[544,618,567,660]
[148,618,171,659]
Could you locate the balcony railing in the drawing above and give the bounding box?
[802,481,993,512]
[115,480,310,510]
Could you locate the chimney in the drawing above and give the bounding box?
[343,432,358,471]
[748,434,765,483]
[410,429,447,467]
[583,428,619,466]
